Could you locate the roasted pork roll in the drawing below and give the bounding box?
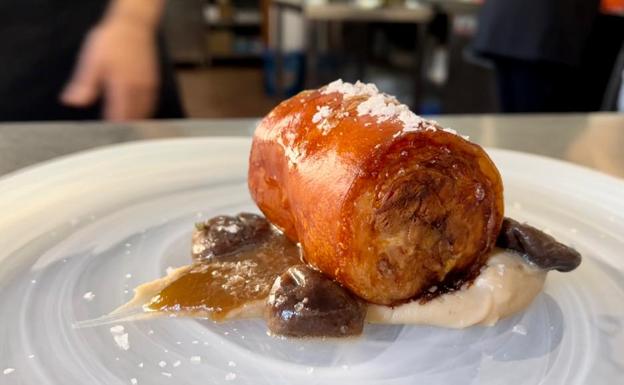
[248,80,504,305]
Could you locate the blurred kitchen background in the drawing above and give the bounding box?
[164,0,624,118]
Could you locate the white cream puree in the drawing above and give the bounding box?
[114,248,545,328]
[367,249,546,327]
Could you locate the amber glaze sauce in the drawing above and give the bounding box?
[146,227,301,321]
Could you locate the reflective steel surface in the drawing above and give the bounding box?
[0,113,622,178]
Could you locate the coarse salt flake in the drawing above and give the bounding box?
[113,333,130,351]
[321,80,461,138]
[83,291,95,301]
[225,372,237,381]
[512,324,528,335]
[312,106,331,124]
[322,79,378,98]
[3,368,15,375]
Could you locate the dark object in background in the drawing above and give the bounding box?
[266,265,366,337]
[263,50,305,97]
[0,0,184,121]
[579,14,624,111]
[492,57,579,113]
[497,217,582,272]
[473,0,601,113]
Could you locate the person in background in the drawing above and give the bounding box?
[0,0,183,121]
[473,0,601,113]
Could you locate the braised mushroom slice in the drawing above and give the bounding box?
[192,213,271,261]
[266,265,366,337]
[496,217,582,272]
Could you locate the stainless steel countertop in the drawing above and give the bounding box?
[1,113,623,179]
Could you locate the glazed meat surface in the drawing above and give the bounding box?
[249,81,504,304]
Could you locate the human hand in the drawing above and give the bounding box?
[61,17,159,121]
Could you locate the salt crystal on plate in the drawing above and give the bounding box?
[130,378,138,385]
[3,368,15,375]
[190,356,201,364]
[512,324,528,336]
[113,333,130,351]
[158,361,167,368]
[83,291,95,301]
[225,372,237,381]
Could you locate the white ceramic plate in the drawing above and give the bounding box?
[1,138,623,385]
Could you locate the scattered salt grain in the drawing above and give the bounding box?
[357,94,405,123]
[27,355,35,359]
[322,79,378,98]
[322,80,461,137]
[130,378,138,385]
[173,360,181,368]
[3,368,15,375]
[109,325,129,350]
[223,224,240,233]
[228,361,237,367]
[512,324,527,336]
[225,372,237,381]
[312,106,331,124]
[113,333,130,351]
[190,356,201,364]
[83,291,95,301]
[158,361,167,368]
[125,273,132,279]
[161,372,172,378]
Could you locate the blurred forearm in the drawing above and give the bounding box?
[104,0,165,29]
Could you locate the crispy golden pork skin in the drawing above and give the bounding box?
[248,81,504,305]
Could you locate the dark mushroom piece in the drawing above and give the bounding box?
[192,213,271,261]
[496,217,582,272]
[266,265,367,337]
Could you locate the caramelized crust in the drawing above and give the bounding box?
[248,84,504,305]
